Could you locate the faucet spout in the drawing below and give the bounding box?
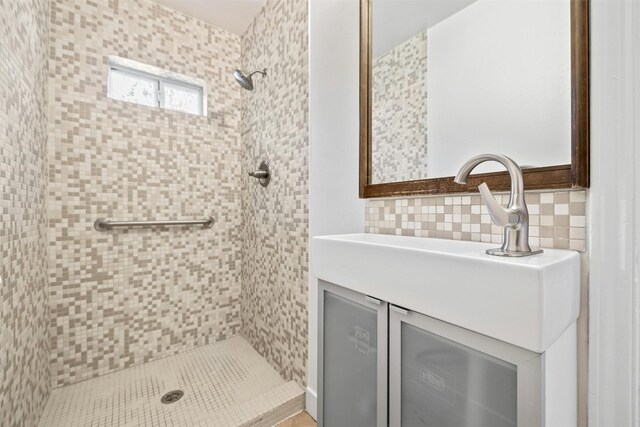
[454,154,542,257]
[454,154,524,195]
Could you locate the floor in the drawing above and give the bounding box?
[39,337,304,427]
[276,412,316,427]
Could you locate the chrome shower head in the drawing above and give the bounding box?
[233,70,253,90]
[233,68,267,91]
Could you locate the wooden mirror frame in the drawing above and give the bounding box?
[359,0,590,198]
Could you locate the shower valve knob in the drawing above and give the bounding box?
[249,161,270,187]
[248,170,268,178]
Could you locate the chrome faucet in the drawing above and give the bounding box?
[454,154,542,257]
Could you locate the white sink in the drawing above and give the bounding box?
[312,233,580,353]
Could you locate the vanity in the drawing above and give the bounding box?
[313,234,580,427]
[310,0,590,424]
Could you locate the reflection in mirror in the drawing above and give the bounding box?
[370,0,571,184]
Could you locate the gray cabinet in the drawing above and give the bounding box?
[317,283,545,427]
[317,280,388,427]
[389,305,543,427]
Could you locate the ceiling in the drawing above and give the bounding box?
[372,0,478,58]
[153,0,267,35]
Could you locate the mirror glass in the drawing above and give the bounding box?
[370,0,571,184]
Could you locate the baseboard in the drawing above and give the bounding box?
[305,387,317,420]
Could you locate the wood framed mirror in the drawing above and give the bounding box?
[359,0,589,198]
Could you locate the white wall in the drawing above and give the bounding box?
[308,0,364,418]
[588,0,640,425]
[427,0,571,177]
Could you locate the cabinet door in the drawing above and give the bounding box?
[389,306,543,427]
[318,280,387,427]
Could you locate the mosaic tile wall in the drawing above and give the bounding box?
[0,0,51,424]
[366,190,587,251]
[371,31,428,184]
[240,0,309,387]
[48,0,243,387]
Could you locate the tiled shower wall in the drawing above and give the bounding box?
[0,0,51,424]
[366,190,587,251]
[48,0,243,387]
[372,30,428,184]
[240,0,309,387]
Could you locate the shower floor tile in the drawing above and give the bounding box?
[38,337,304,427]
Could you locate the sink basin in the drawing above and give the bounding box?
[311,233,580,353]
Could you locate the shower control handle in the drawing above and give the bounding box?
[248,170,268,179]
[249,161,270,187]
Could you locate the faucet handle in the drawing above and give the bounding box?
[478,183,519,227]
[248,170,268,178]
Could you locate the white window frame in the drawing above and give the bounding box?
[107,56,207,116]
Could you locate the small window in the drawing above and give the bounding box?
[107,56,206,116]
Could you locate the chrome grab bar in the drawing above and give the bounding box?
[94,216,214,231]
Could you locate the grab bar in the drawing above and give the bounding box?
[94,216,214,231]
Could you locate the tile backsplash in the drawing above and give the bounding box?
[366,190,586,251]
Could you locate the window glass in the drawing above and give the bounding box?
[107,61,206,116]
[161,82,202,116]
[108,68,158,108]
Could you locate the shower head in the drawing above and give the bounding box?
[233,68,267,91]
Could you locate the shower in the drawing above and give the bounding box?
[233,68,267,90]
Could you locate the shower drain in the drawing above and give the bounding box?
[160,390,184,404]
